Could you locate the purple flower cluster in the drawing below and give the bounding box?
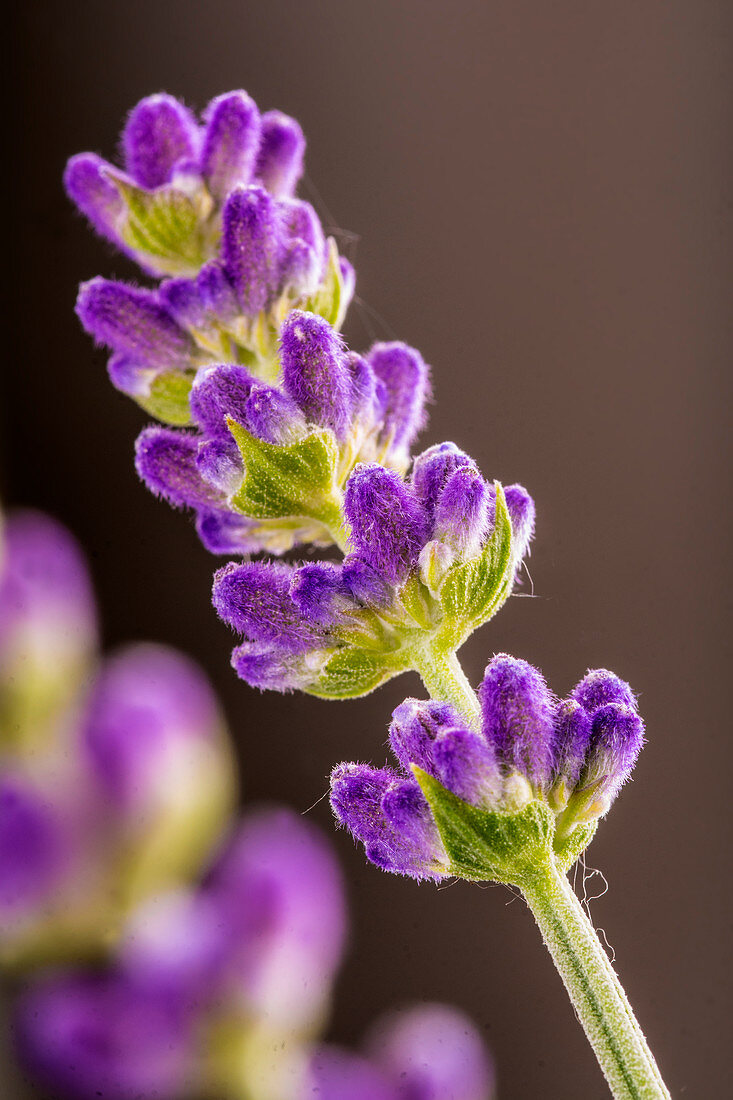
[330,656,644,879]
[211,455,534,695]
[0,512,234,964]
[135,311,432,554]
[66,91,307,276]
[15,808,347,1100]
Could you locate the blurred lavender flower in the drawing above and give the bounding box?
[0,511,234,967]
[330,657,644,881]
[211,456,533,697]
[15,808,347,1100]
[309,1003,495,1100]
[135,314,432,554]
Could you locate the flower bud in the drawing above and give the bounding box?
[479,655,555,789]
[122,93,200,190]
[200,90,261,201]
[255,110,305,198]
[432,465,492,560]
[221,185,283,315]
[76,278,193,370]
[344,465,428,586]
[280,310,353,438]
[368,342,431,456]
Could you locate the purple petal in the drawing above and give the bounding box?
[552,699,593,788]
[195,510,261,555]
[432,727,501,806]
[290,562,353,626]
[586,703,644,803]
[196,438,243,495]
[64,153,124,244]
[0,776,63,912]
[344,465,429,586]
[221,185,284,314]
[76,278,193,370]
[280,310,354,438]
[200,90,261,201]
[571,669,637,715]
[255,110,305,198]
[83,644,222,811]
[479,654,556,788]
[433,465,492,558]
[158,277,206,328]
[368,342,431,454]
[243,382,307,444]
[189,364,256,441]
[230,641,321,692]
[369,1003,495,1100]
[134,426,222,509]
[122,94,200,189]
[212,561,322,650]
[106,353,153,397]
[388,698,464,775]
[342,555,392,607]
[196,260,239,319]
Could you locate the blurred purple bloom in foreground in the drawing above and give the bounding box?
[331,656,644,880]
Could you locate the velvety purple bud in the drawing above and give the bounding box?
[200,90,261,201]
[212,561,321,651]
[76,278,193,370]
[280,310,353,438]
[195,511,261,556]
[0,777,62,912]
[158,277,206,328]
[230,641,319,692]
[280,197,325,255]
[196,439,242,495]
[346,353,380,422]
[279,203,325,294]
[15,973,193,1100]
[433,466,491,558]
[381,779,443,868]
[196,260,238,318]
[84,644,222,811]
[369,1004,495,1100]
[480,655,556,788]
[552,699,593,787]
[255,110,305,197]
[388,697,463,775]
[221,185,284,314]
[587,703,644,802]
[122,94,200,189]
[243,382,307,444]
[189,364,256,440]
[135,426,222,510]
[571,669,637,715]
[290,562,353,626]
[344,465,429,586]
[106,353,151,397]
[412,443,477,516]
[280,238,323,296]
[432,727,501,806]
[64,153,124,244]
[342,555,392,607]
[368,342,431,452]
[504,483,535,553]
[309,1047,398,1100]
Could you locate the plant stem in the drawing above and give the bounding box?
[521,861,670,1099]
[412,646,481,729]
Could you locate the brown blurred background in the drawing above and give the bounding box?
[5,2,732,1096]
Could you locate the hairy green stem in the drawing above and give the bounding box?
[411,646,481,729]
[521,862,669,1099]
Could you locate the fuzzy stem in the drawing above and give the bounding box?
[411,646,481,729]
[520,861,669,1099]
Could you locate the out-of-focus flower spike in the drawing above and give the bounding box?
[63,153,125,246]
[0,776,64,915]
[76,278,193,370]
[344,465,428,586]
[367,1003,496,1100]
[221,185,283,315]
[308,1046,398,1100]
[280,310,353,439]
[134,426,222,509]
[200,90,261,201]
[368,342,431,457]
[255,110,306,197]
[479,654,556,790]
[122,93,200,190]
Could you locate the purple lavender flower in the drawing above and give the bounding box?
[331,656,646,880]
[344,464,430,586]
[65,90,306,277]
[308,1046,398,1100]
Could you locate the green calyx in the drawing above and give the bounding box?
[413,766,597,885]
[111,173,217,277]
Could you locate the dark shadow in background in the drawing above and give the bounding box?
[5,2,732,1097]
